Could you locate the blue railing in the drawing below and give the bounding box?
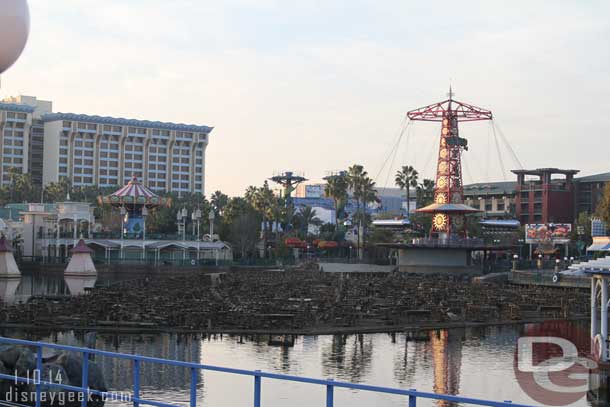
[0,337,536,407]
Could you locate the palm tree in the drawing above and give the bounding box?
[416,178,435,208]
[244,185,258,205]
[253,181,275,233]
[347,164,378,259]
[210,190,229,216]
[395,165,419,215]
[295,206,323,236]
[324,172,348,227]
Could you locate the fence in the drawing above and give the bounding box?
[508,270,590,288]
[0,337,536,407]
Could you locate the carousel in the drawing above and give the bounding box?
[90,176,232,264]
[99,176,170,240]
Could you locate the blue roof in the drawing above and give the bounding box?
[0,102,35,113]
[41,112,213,133]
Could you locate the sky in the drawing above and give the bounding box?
[2,0,610,196]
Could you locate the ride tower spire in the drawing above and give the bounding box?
[408,89,493,239]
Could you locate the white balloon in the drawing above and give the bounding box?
[0,0,30,74]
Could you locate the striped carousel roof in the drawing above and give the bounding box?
[101,176,169,208]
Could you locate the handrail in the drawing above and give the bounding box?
[0,336,537,407]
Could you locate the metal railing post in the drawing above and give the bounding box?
[408,389,417,407]
[254,370,262,407]
[35,345,42,407]
[326,379,334,407]
[81,351,89,407]
[133,359,141,407]
[190,367,197,407]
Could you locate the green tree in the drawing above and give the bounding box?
[294,206,323,237]
[253,181,275,234]
[395,165,419,215]
[210,190,229,216]
[347,164,378,258]
[325,172,349,226]
[8,169,37,203]
[572,211,592,245]
[596,182,610,227]
[416,178,435,208]
[44,178,72,203]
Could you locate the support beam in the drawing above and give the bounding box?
[592,278,599,339]
[602,278,608,360]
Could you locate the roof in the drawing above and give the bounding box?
[0,236,12,252]
[42,112,213,134]
[0,102,35,113]
[372,219,411,227]
[416,203,481,214]
[479,219,521,228]
[512,168,579,176]
[463,181,517,196]
[576,172,610,183]
[71,239,94,254]
[101,176,169,208]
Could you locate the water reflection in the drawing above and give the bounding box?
[0,278,20,304]
[0,273,139,304]
[3,324,591,407]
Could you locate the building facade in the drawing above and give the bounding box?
[512,168,579,224]
[1,95,213,195]
[42,113,212,194]
[463,181,516,217]
[0,95,53,186]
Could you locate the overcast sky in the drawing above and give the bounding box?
[2,0,609,196]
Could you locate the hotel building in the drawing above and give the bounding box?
[0,95,52,186]
[0,95,213,195]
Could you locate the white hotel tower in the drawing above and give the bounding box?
[0,95,213,195]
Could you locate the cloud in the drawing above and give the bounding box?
[2,0,609,195]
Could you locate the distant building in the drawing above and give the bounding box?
[295,181,416,218]
[574,172,610,215]
[0,95,53,186]
[512,168,579,224]
[0,95,213,195]
[463,181,516,217]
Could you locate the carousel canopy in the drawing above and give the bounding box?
[100,176,169,208]
[416,203,481,214]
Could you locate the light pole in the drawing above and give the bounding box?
[177,208,188,241]
[120,206,126,240]
[142,206,148,242]
[192,209,202,240]
[208,209,215,238]
[344,219,353,260]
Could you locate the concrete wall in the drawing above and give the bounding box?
[319,263,395,273]
[397,248,478,274]
[42,120,61,185]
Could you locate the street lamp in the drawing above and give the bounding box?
[192,209,202,240]
[120,206,127,240]
[177,208,188,241]
[142,206,148,241]
[208,209,215,238]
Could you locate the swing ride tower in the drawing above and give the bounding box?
[409,88,492,239]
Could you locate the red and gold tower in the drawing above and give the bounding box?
[409,89,493,238]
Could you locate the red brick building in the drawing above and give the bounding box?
[512,168,579,224]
